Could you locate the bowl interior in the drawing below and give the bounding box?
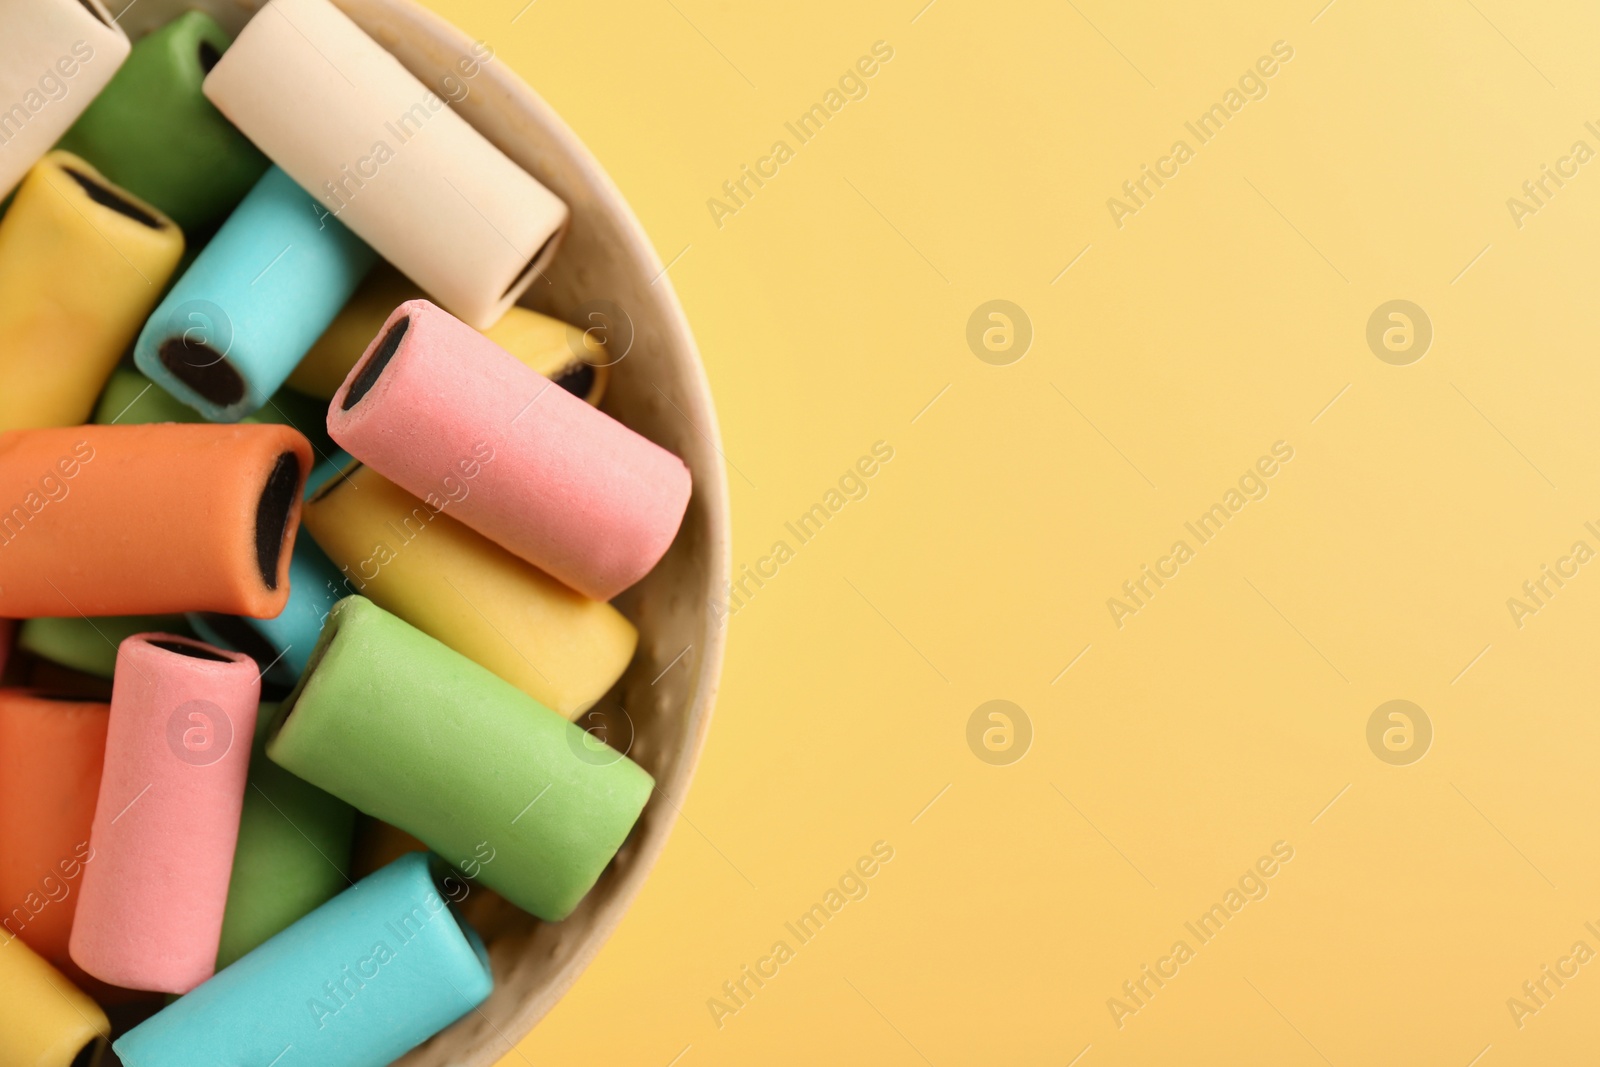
[112,1,730,1061]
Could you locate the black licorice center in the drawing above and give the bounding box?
[499,232,560,298]
[158,338,247,407]
[74,0,112,27]
[63,168,163,230]
[255,452,300,590]
[307,461,362,507]
[343,317,408,410]
[147,638,234,663]
[552,360,596,400]
[69,1037,106,1067]
[197,40,222,73]
[270,602,345,740]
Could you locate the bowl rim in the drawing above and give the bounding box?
[367,0,735,1041]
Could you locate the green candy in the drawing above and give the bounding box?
[215,704,355,970]
[55,11,269,232]
[17,614,192,678]
[92,367,199,425]
[93,368,338,455]
[267,597,654,921]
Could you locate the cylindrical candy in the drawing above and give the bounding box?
[17,615,192,679]
[115,851,491,1067]
[69,634,261,993]
[0,935,111,1067]
[0,690,106,968]
[0,424,312,618]
[303,463,636,715]
[328,300,691,601]
[54,11,269,232]
[0,152,185,432]
[216,703,355,970]
[0,0,129,199]
[202,0,567,328]
[290,265,610,405]
[268,597,653,920]
[134,165,376,422]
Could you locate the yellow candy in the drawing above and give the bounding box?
[483,305,611,407]
[0,152,183,431]
[289,265,609,405]
[0,933,110,1067]
[302,463,637,717]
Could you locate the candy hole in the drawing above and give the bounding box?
[551,360,596,399]
[499,230,559,299]
[69,1035,110,1067]
[62,168,164,230]
[342,317,409,410]
[255,452,300,590]
[157,337,247,408]
[146,638,234,663]
[74,0,113,28]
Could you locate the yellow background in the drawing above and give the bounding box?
[413,0,1600,1062]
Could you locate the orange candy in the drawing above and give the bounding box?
[0,689,107,969]
[0,424,311,618]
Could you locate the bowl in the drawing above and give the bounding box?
[115,0,731,1060]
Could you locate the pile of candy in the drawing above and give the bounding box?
[0,1,694,1064]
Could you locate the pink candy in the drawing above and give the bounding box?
[70,635,260,994]
[327,299,692,601]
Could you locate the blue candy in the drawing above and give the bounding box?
[135,165,376,421]
[114,852,492,1067]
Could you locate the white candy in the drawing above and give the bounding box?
[0,0,130,199]
[202,0,569,328]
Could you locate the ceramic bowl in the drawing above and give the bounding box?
[120,0,730,1060]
